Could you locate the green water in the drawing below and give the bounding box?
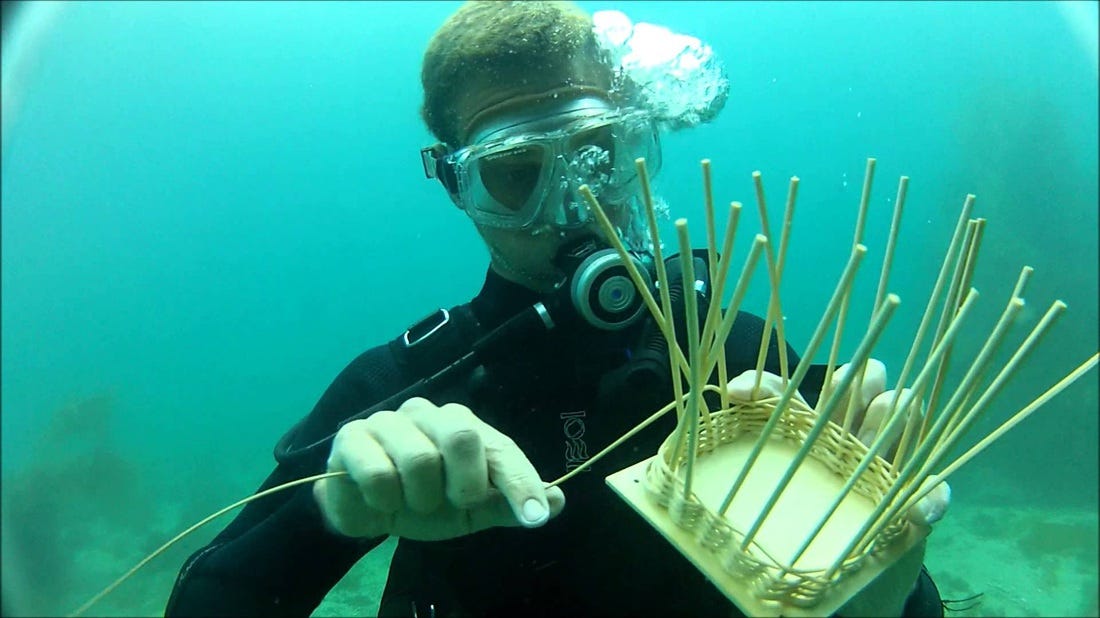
[2,2,1096,616]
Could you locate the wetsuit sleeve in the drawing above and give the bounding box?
[165,344,407,617]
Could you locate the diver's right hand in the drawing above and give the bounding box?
[313,397,566,541]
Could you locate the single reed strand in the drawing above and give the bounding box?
[676,219,704,496]
[776,177,800,286]
[853,158,876,255]
[635,159,687,424]
[1012,266,1034,299]
[872,176,909,316]
[68,471,345,617]
[702,160,719,283]
[695,161,720,439]
[699,161,732,411]
[549,394,691,487]
[580,181,696,465]
[750,171,776,394]
[772,176,800,385]
[699,159,734,409]
[836,158,877,432]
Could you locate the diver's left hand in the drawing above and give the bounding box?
[725,359,951,527]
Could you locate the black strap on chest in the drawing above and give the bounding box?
[389,305,484,382]
[274,299,566,466]
[274,304,486,467]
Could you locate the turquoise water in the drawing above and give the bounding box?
[2,2,1096,616]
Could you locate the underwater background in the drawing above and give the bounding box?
[2,1,1096,616]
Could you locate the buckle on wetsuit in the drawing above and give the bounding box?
[403,308,451,347]
[410,600,436,618]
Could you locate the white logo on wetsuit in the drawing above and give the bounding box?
[559,410,590,472]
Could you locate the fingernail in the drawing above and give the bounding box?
[522,498,549,526]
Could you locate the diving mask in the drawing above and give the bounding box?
[421,96,661,231]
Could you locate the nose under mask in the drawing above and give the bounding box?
[533,145,619,231]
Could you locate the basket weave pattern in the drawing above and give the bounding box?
[642,396,910,607]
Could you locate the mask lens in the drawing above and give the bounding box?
[477,144,546,212]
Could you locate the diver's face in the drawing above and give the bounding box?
[455,76,631,293]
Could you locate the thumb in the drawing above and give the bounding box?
[481,426,560,528]
[469,485,567,531]
[830,359,887,412]
[388,486,565,540]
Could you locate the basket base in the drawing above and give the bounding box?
[606,449,929,617]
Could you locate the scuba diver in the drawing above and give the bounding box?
[166,2,946,616]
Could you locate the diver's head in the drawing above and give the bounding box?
[419,1,660,292]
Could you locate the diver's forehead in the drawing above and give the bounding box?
[453,57,614,146]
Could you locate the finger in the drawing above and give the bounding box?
[407,402,490,509]
[859,388,922,456]
[329,419,403,513]
[478,425,553,528]
[831,359,886,426]
[366,408,444,514]
[856,394,886,447]
[858,359,887,403]
[726,370,807,407]
[314,474,389,538]
[907,477,951,526]
[856,388,896,447]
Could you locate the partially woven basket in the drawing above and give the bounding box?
[587,157,1097,617]
[640,393,915,614]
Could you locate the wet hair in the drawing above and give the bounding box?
[420,1,614,147]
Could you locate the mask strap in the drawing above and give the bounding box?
[420,143,460,198]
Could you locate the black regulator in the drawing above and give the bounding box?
[550,236,656,331]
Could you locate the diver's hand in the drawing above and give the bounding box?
[726,361,951,526]
[825,360,950,526]
[314,397,565,541]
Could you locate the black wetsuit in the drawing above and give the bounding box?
[166,269,943,617]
